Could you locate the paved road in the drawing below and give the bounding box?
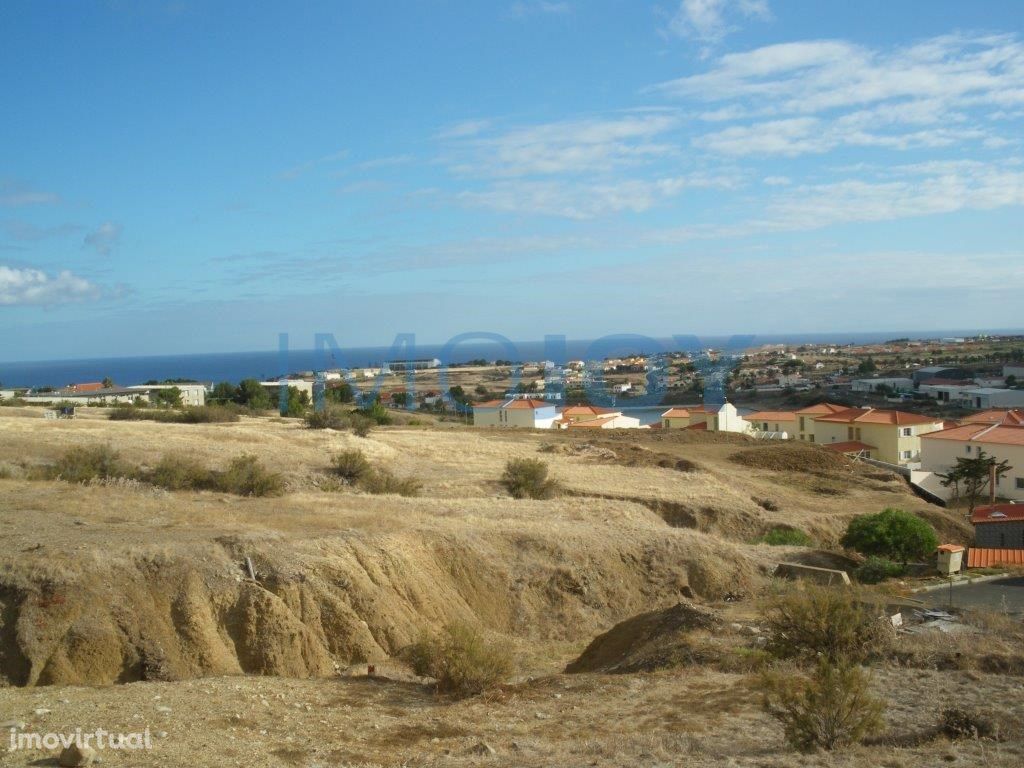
[924,577,1024,614]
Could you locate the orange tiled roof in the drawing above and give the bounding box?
[962,409,1024,427]
[745,411,798,421]
[968,548,1024,568]
[661,408,691,418]
[922,422,1024,447]
[823,440,876,453]
[794,402,848,416]
[503,398,553,410]
[562,405,617,417]
[474,400,506,408]
[971,504,1024,525]
[566,415,618,428]
[937,544,965,553]
[814,407,941,426]
[70,382,104,391]
[686,421,708,431]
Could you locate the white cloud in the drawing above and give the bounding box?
[83,222,122,256]
[667,0,771,46]
[654,33,1024,156]
[458,172,739,219]
[446,112,681,177]
[0,266,101,306]
[435,119,494,140]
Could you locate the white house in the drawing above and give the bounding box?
[918,382,975,402]
[852,377,914,393]
[1004,364,1024,380]
[557,405,642,429]
[959,388,1024,410]
[919,419,1024,502]
[127,383,206,406]
[473,398,558,429]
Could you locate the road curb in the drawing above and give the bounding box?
[911,573,1010,593]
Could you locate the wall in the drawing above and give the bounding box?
[975,521,1024,549]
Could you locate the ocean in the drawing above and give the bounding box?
[1,329,1018,389]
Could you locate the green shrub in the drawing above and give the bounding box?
[502,458,558,500]
[148,453,215,491]
[840,508,938,564]
[217,454,285,497]
[360,468,421,497]
[404,623,513,698]
[359,401,392,426]
[854,557,905,584]
[762,585,891,664]
[53,445,129,484]
[330,450,371,484]
[304,406,350,430]
[758,527,812,546]
[761,660,884,752]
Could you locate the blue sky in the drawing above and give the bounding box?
[1,0,1023,361]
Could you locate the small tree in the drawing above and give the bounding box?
[938,450,1011,515]
[840,508,938,565]
[761,660,884,752]
[153,386,183,408]
[235,379,271,411]
[404,623,513,698]
[210,381,237,405]
[502,458,558,500]
[325,381,354,403]
[101,376,114,389]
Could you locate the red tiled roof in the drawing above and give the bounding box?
[686,421,708,430]
[823,440,876,454]
[971,504,1024,525]
[473,400,506,408]
[937,544,965,553]
[70,382,104,391]
[814,407,941,426]
[922,422,1024,447]
[473,398,552,410]
[567,415,618,428]
[968,548,1024,568]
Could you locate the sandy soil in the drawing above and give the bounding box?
[0,409,1011,767]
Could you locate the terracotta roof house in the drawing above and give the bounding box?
[812,408,944,466]
[921,423,1024,502]
[745,410,798,438]
[794,402,849,442]
[472,398,558,429]
[970,503,1024,551]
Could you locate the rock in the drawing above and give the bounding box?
[58,744,97,766]
[1,720,27,731]
[155,705,172,714]
[34,708,52,715]
[468,741,496,756]
[729,622,744,632]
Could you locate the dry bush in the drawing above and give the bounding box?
[502,458,559,500]
[762,585,892,664]
[753,496,780,511]
[349,414,374,437]
[360,467,421,497]
[304,406,350,430]
[52,444,129,484]
[148,453,216,491]
[404,623,513,698]
[761,660,884,752]
[330,450,372,484]
[109,405,239,423]
[940,707,1000,741]
[217,454,285,497]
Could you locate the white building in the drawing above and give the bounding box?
[852,377,914,393]
[556,405,642,429]
[919,419,1024,502]
[127,383,206,406]
[472,398,559,429]
[959,388,1024,410]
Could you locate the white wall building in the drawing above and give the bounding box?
[919,421,1024,502]
[959,388,1024,410]
[127,384,206,406]
[473,398,559,429]
[852,377,914,393]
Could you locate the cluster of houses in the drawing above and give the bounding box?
[851,364,1024,409]
[472,398,642,430]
